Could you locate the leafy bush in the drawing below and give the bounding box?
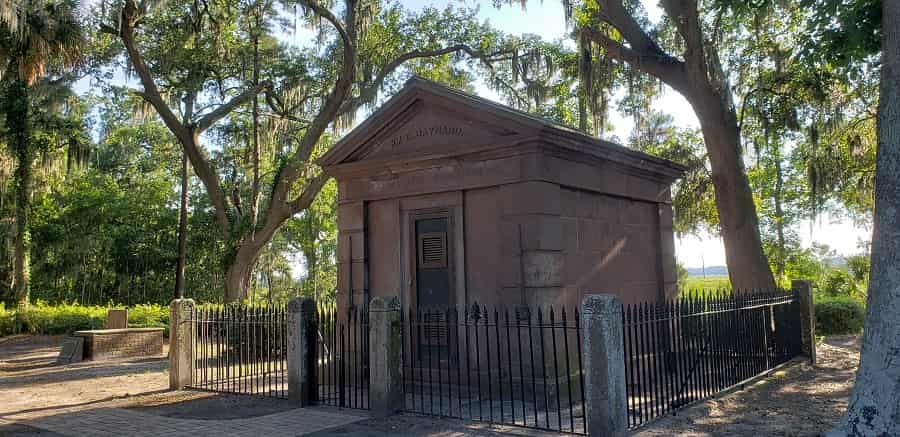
[819,269,865,299]
[0,303,15,336]
[128,304,169,329]
[20,301,108,335]
[0,301,169,337]
[815,296,866,336]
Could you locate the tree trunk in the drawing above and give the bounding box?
[686,83,776,290]
[249,10,261,235]
[827,2,900,434]
[174,152,189,299]
[9,80,30,307]
[773,146,786,279]
[225,251,254,303]
[223,208,288,303]
[581,0,776,290]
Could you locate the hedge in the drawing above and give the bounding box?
[0,301,169,337]
[815,295,866,336]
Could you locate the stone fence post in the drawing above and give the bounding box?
[582,294,627,437]
[169,298,195,390]
[792,279,817,365]
[288,297,317,405]
[369,296,403,417]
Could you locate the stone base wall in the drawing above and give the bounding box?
[75,328,164,360]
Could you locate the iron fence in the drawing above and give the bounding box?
[315,304,370,409]
[402,304,586,435]
[623,289,803,428]
[187,304,288,399]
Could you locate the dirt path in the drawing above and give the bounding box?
[633,336,860,437]
[0,335,171,418]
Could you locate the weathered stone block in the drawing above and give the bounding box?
[793,280,817,366]
[169,298,195,390]
[581,294,627,437]
[105,309,128,329]
[369,296,403,417]
[338,202,365,231]
[523,251,563,288]
[288,297,317,405]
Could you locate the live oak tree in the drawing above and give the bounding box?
[0,0,83,306]
[104,0,519,301]
[568,0,778,289]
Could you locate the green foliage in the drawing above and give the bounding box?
[0,301,168,337]
[0,303,14,335]
[18,301,107,335]
[819,268,867,299]
[801,0,881,72]
[815,295,866,335]
[676,261,690,291]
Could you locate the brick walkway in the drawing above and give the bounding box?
[0,405,368,436]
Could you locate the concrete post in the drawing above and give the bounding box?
[288,297,317,405]
[582,294,627,437]
[792,279,817,366]
[169,298,195,390]
[369,296,403,417]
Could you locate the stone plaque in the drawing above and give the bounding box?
[106,309,128,329]
[57,336,84,364]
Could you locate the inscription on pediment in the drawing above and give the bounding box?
[356,103,520,161]
[383,125,465,149]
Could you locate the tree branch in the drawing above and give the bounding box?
[268,0,357,214]
[597,0,671,59]
[288,173,329,213]
[581,27,687,91]
[195,80,272,133]
[119,0,231,234]
[339,44,513,115]
[659,0,707,76]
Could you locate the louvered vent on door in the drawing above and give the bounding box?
[418,232,447,269]
[422,311,448,346]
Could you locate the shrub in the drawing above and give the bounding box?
[0,303,15,337]
[2,302,170,337]
[20,301,107,335]
[127,303,169,336]
[815,296,866,336]
[819,269,866,299]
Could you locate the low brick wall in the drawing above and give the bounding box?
[74,328,164,361]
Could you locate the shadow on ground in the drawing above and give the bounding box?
[631,335,860,437]
[128,393,299,420]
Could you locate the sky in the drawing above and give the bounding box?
[79,0,872,269]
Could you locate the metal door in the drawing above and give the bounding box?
[415,216,452,362]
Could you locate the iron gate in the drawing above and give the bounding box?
[401,304,587,435]
[187,304,288,399]
[315,304,370,409]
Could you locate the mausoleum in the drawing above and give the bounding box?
[319,77,685,315]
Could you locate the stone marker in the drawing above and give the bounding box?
[169,298,195,390]
[582,293,627,437]
[57,336,84,364]
[287,297,317,406]
[106,309,128,329]
[369,296,402,417]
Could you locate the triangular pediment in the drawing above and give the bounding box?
[319,76,687,182]
[349,101,520,162]
[319,78,538,168]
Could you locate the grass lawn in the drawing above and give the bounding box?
[682,275,732,291]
